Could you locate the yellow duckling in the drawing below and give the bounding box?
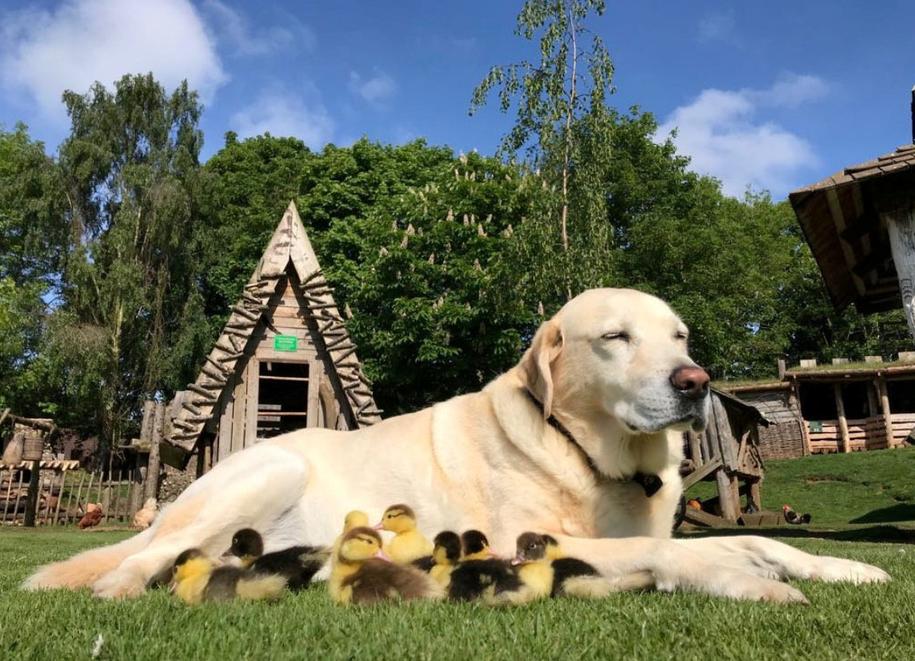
[172,548,287,605]
[428,531,462,588]
[460,530,496,561]
[329,526,443,605]
[331,510,370,558]
[511,533,654,600]
[375,504,433,565]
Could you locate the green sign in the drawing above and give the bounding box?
[273,335,298,352]
[808,420,823,433]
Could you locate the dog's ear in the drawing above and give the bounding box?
[520,318,564,418]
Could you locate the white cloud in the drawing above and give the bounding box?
[348,70,397,105]
[657,74,829,197]
[0,0,226,122]
[202,0,316,56]
[230,87,334,149]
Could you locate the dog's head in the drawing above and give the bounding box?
[520,288,709,435]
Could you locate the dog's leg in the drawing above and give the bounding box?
[676,535,890,585]
[91,451,309,599]
[555,535,810,603]
[22,525,157,591]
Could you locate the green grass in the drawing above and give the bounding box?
[3,449,915,659]
[688,446,915,530]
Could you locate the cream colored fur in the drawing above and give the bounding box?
[23,288,889,602]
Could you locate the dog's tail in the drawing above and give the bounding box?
[22,525,156,591]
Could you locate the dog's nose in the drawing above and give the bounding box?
[669,365,710,400]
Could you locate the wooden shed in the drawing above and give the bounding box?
[788,90,915,339]
[146,202,381,471]
[679,389,768,527]
[723,381,808,460]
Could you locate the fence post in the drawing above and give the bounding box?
[24,460,41,527]
[144,403,164,502]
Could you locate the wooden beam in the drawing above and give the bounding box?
[716,469,740,522]
[826,188,867,296]
[682,457,722,491]
[687,431,702,465]
[883,205,915,340]
[682,506,732,529]
[877,376,894,448]
[833,383,851,453]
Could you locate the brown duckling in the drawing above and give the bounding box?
[427,531,462,587]
[172,548,286,605]
[329,527,443,605]
[225,529,329,591]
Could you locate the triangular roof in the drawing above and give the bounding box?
[166,201,381,452]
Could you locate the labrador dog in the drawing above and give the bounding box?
[24,288,888,601]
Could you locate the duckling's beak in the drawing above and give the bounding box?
[373,522,384,530]
[374,549,392,562]
[510,556,523,566]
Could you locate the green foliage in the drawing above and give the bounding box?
[51,74,207,443]
[319,150,548,412]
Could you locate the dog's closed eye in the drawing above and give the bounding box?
[601,331,629,342]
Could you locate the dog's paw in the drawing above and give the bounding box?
[92,569,146,600]
[808,557,890,585]
[721,575,809,605]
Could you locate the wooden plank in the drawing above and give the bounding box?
[687,431,701,464]
[144,403,165,502]
[23,460,41,527]
[682,507,732,528]
[826,187,867,296]
[245,358,259,446]
[218,391,234,463]
[877,376,894,448]
[883,204,915,339]
[716,469,739,522]
[306,361,321,428]
[712,396,737,469]
[681,457,722,491]
[232,363,248,453]
[54,470,66,525]
[834,383,851,453]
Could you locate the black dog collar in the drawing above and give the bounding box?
[524,389,663,498]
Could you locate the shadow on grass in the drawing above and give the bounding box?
[849,503,915,524]
[677,524,915,544]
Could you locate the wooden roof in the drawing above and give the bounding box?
[166,202,381,452]
[788,143,915,313]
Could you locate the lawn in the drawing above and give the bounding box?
[1,451,914,660]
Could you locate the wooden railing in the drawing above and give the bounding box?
[0,462,144,526]
[807,413,915,453]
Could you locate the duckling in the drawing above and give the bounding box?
[329,527,443,605]
[225,529,329,591]
[482,532,555,606]
[331,510,370,559]
[513,533,655,599]
[460,530,495,561]
[427,531,462,588]
[375,504,433,565]
[447,530,521,601]
[172,548,287,605]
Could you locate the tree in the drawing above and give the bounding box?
[52,74,206,445]
[0,124,66,415]
[471,0,615,301]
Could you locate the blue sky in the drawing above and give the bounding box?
[1,0,913,199]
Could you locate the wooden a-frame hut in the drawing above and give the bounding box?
[146,202,381,471]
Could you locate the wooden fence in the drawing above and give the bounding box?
[807,412,915,453]
[0,461,145,526]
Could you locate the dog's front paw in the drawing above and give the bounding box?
[721,574,809,605]
[808,557,890,585]
[92,569,146,599]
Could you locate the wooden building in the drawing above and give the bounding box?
[788,90,915,340]
[146,202,381,471]
[679,389,768,527]
[720,354,915,457]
